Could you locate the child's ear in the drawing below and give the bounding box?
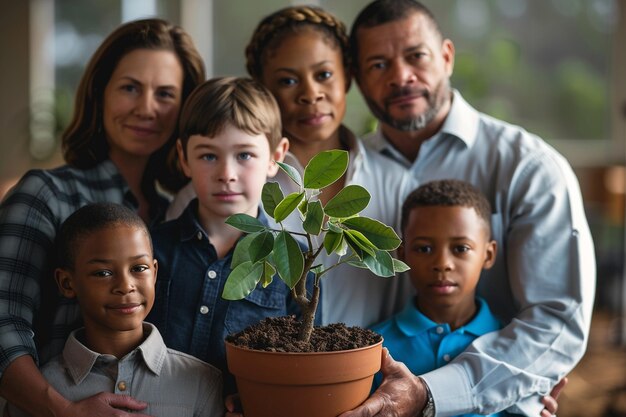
[176,139,192,178]
[482,240,497,270]
[152,259,158,285]
[268,137,289,178]
[54,268,77,299]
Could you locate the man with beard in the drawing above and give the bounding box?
[339,1,595,417]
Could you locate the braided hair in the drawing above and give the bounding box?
[245,6,350,87]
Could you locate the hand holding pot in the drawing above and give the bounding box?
[338,348,426,417]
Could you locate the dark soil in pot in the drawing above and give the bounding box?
[226,315,382,352]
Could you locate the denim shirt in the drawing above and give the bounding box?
[147,199,303,393]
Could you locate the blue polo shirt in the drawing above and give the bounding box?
[371,297,504,417]
[147,199,300,393]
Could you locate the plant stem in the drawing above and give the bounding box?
[297,282,320,343]
[292,245,322,343]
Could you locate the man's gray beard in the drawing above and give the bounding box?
[364,83,448,132]
[385,106,438,132]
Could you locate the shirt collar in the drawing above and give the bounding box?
[178,198,269,242]
[179,199,205,242]
[395,297,501,337]
[367,90,480,161]
[62,323,167,385]
[439,89,479,148]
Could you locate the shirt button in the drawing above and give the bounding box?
[436,326,444,334]
[200,305,210,314]
[443,354,451,362]
[117,381,127,391]
[196,231,202,240]
[207,270,217,279]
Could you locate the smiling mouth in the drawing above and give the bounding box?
[126,125,159,136]
[107,303,142,314]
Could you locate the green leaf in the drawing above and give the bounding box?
[344,229,376,258]
[273,231,304,289]
[323,230,344,255]
[298,197,308,216]
[303,201,324,235]
[342,217,401,250]
[261,262,276,288]
[262,182,284,218]
[363,250,395,277]
[324,185,371,218]
[327,221,342,233]
[222,261,263,300]
[249,231,274,263]
[347,260,369,269]
[274,192,305,223]
[393,258,411,273]
[231,232,261,269]
[277,161,302,187]
[226,214,267,233]
[303,150,348,189]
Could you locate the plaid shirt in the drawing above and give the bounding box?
[0,160,166,375]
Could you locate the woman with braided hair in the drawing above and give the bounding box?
[244,5,417,328]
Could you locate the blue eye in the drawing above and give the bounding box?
[238,152,252,161]
[201,154,217,161]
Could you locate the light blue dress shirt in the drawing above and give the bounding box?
[364,91,596,417]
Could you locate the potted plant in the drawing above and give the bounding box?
[223,150,408,417]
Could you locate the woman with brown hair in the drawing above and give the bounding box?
[0,18,204,416]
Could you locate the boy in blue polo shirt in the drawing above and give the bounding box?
[371,179,502,416]
[147,77,291,394]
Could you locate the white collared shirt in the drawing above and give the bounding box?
[8,323,223,417]
[364,90,596,417]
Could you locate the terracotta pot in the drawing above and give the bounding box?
[225,339,383,417]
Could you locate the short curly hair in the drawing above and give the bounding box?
[349,0,442,74]
[401,179,492,236]
[56,203,151,270]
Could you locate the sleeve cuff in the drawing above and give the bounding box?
[420,363,474,417]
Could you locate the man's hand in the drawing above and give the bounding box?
[338,348,425,417]
[540,377,567,417]
[59,393,150,417]
[225,393,244,417]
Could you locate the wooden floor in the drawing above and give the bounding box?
[559,310,626,417]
